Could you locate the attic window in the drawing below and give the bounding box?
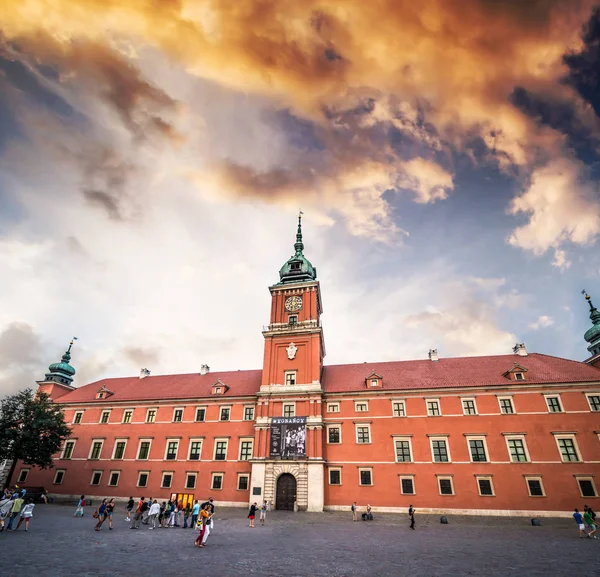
[514,372,525,381]
[370,379,378,387]
[290,262,301,271]
[215,387,222,393]
[97,392,104,399]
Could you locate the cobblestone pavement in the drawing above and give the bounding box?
[2,504,598,576]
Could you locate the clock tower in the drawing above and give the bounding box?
[250,214,326,511]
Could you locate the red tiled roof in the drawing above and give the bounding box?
[57,353,600,404]
[321,353,600,393]
[59,370,263,404]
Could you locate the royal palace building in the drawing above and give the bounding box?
[10,217,600,516]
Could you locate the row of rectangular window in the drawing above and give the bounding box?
[326,469,599,498]
[327,426,594,464]
[76,405,256,425]
[64,437,254,462]
[17,468,249,492]
[327,394,600,416]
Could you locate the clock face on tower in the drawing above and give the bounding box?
[285,295,303,312]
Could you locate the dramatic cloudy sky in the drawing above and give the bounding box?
[1,1,600,396]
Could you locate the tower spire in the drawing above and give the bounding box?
[582,291,600,358]
[44,337,77,386]
[277,212,317,284]
[294,210,304,256]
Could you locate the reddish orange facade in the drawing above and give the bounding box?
[12,224,600,516]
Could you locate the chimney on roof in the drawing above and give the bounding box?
[513,343,528,357]
[428,349,439,362]
[139,368,151,379]
[200,364,210,376]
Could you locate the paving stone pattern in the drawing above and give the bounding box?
[2,504,598,576]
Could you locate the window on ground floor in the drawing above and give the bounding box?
[17,469,29,483]
[108,471,120,486]
[237,474,249,491]
[476,476,494,496]
[400,476,415,495]
[576,477,598,498]
[329,468,342,485]
[53,469,65,485]
[359,469,373,486]
[90,470,102,486]
[525,477,545,497]
[212,473,224,490]
[438,476,454,495]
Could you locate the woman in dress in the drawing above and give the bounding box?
[15,498,35,531]
[94,498,108,531]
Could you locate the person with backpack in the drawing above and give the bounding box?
[583,506,598,539]
[130,497,146,529]
[124,496,134,522]
[74,495,86,517]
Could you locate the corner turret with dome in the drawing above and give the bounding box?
[583,292,600,359]
[278,212,317,284]
[45,338,77,386]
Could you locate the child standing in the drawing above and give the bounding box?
[259,501,268,526]
[15,499,35,531]
[248,502,257,528]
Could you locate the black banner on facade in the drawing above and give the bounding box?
[270,417,307,458]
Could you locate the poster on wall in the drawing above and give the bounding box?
[270,417,307,458]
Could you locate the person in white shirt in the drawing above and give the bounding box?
[147,500,161,529]
[16,499,35,531]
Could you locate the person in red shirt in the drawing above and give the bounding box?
[130,497,146,529]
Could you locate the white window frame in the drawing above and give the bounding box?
[326,424,342,444]
[195,406,207,422]
[188,438,203,461]
[284,370,297,386]
[354,400,369,412]
[99,410,111,424]
[122,409,134,424]
[430,436,451,463]
[525,476,546,497]
[161,471,174,489]
[237,473,249,491]
[327,402,340,413]
[164,439,180,461]
[399,475,415,495]
[504,435,530,463]
[553,433,582,463]
[514,372,525,381]
[185,472,197,490]
[426,398,441,416]
[358,467,373,486]
[213,438,229,461]
[108,470,120,487]
[585,393,600,412]
[328,467,342,485]
[88,439,104,460]
[393,435,413,463]
[111,438,128,460]
[282,403,296,417]
[136,438,153,460]
[355,423,371,444]
[466,435,489,463]
[575,476,598,498]
[243,405,255,421]
[137,471,150,488]
[238,438,254,461]
[392,400,406,417]
[461,398,478,416]
[62,439,76,460]
[498,396,515,414]
[211,472,224,490]
[544,395,563,413]
[219,405,232,421]
[476,475,495,496]
[369,378,379,387]
[145,408,157,423]
[17,469,29,483]
[172,407,185,422]
[437,475,455,496]
[90,470,103,486]
[73,411,84,424]
[53,469,65,485]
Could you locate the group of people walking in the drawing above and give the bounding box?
[573,505,597,538]
[0,487,35,532]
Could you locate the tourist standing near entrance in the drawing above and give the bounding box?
[260,501,268,526]
[248,502,258,528]
[351,502,357,522]
[191,500,200,529]
[409,505,415,530]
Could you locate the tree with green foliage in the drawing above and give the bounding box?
[0,388,71,487]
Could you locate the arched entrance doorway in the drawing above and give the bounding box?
[276,473,297,510]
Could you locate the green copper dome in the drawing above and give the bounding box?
[278,213,317,284]
[583,294,600,357]
[45,339,77,386]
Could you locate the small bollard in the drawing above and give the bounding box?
[440,516,448,524]
[531,518,541,526]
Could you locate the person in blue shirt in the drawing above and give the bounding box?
[191,500,200,529]
[573,508,587,538]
